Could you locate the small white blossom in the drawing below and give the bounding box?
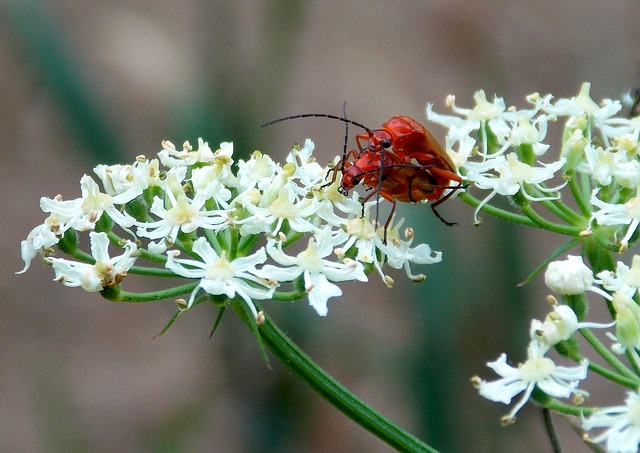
[40,175,136,233]
[610,292,640,353]
[530,305,580,346]
[93,160,150,202]
[165,237,274,314]
[583,391,640,453]
[596,255,640,298]
[158,138,223,167]
[590,187,640,248]
[465,153,566,223]
[378,219,442,282]
[136,181,228,241]
[530,304,613,347]
[258,229,367,316]
[427,91,509,156]
[17,224,60,274]
[48,232,137,292]
[474,341,588,423]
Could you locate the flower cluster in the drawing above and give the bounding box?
[429,84,640,452]
[19,138,442,321]
[429,83,640,252]
[473,254,640,452]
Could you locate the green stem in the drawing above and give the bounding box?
[531,392,592,417]
[101,282,199,302]
[254,311,437,453]
[538,196,584,226]
[586,361,640,389]
[626,349,640,377]
[519,204,583,236]
[458,192,538,226]
[567,173,592,218]
[128,265,183,277]
[580,329,639,383]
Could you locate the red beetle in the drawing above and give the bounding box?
[261,113,464,239]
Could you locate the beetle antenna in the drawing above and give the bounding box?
[260,113,373,137]
[341,101,349,173]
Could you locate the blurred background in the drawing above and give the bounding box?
[2,1,639,452]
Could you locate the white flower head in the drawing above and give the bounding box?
[465,153,566,223]
[93,160,150,202]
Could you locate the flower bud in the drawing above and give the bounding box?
[544,256,593,295]
[560,130,588,171]
[613,292,640,350]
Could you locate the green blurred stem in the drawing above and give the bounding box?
[519,204,583,236]
[626,349,640,377]
[531,393,592,418]
[567,172,592,218]
[101,282,199,302]
[580,329,640,383]
[586,361,640,389]
[458,192,537,226]
[250,310,437,453]
[458,192,583,235]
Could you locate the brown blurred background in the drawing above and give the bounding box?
[2,1,639,452]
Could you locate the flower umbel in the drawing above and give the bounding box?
[19,138,443,321]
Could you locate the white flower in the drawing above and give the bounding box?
[190,165,233,208]
[530,304,613,347]
[466,153,566,223]
[333,208,381,265]
[40,175,136,232]
[544,255,594,295]
[596,255,640,298]
[136,182,228,241]
[378,219,442,282]
[427,91,509,156]
[158,138,224,167]
[285,139,326,189]
[530,305,580,346]
[235,150,282,193]
[502,113,550,157]
[590,187,640,248]
[474,341,589,423]
[235,185,319,236]
[93,160,150,202]
[610,292,640,352]
[17,224,60,274]
[583,391,640,453]
[257,229,367,316]
[165,237,274,314]
[47,231,137,292]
